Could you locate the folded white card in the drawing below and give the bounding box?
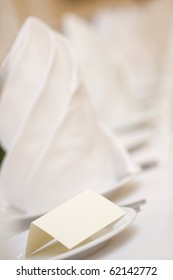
[26,189,126,256]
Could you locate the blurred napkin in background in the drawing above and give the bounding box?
[0,17,136,216]
[62,13,141,130]
[62,0,173,129]
[92,0,173,100]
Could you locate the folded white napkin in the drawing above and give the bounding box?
[0,17,136,215]
[0,18,56,151]
[62,14,141,130]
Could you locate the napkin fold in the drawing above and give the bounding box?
[0,17,56,151]
[0,17,136,215]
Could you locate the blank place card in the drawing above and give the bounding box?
[26,189,126,256]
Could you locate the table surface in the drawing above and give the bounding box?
[0,0,173,260]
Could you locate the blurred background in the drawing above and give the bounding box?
[0,0,150,64]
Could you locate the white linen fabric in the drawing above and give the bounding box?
[0,17,136,215]
[62,14,140,130]
[0,18,56,151]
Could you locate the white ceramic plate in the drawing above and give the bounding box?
[4,172,137,223]
[6,207,136,260]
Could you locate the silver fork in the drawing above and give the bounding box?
[121,199,146,213]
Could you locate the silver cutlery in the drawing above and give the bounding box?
[121,199,146,213]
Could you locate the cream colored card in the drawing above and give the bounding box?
[26,189,126,256]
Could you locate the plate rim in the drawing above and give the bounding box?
[7,171,137,220]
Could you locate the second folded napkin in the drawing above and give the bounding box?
[62,14,142,130]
